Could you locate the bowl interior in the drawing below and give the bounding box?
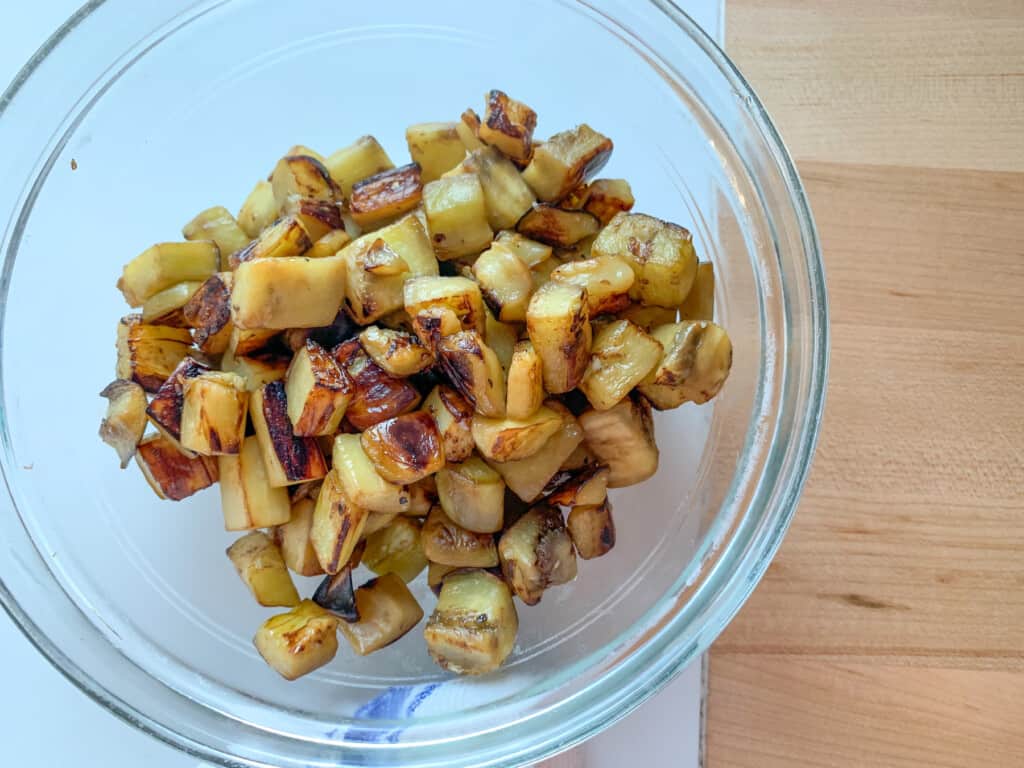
[0,1,811,765]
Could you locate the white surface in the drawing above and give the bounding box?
[0,2,720,766]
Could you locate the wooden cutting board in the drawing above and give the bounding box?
[707,1,1024,766]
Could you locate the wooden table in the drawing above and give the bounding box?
[548,2,1023,766]
[707,2,1024,765]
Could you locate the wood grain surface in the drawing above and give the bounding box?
[546,3,1024,766]
[708,1,1024,766]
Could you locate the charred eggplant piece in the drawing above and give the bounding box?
[136,433,218,501]
[498,504,577,605]
[360,411,445,485]
[250,381,328,487]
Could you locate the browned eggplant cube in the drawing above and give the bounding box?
[521,125,613,202]
[219,436,292,530]
[566,499,616,560]
[135,433,218,501]
[312,469,370,574]
[360,412,446,485]
[180,371,249,455]
[182,272,234,355]
[275,497,325,577]
[334,340,422,431]
[498,504,577,605]
[145,357,210,453]
[422,384,475,463]
[250,381,329,487]
[349,163,423,230]
[285,339,351,436]
[479,90,537,166]
[436,331,507,418]
[254,600,339,680]
[421,505,498,568]
[338,573,424,656]
[424,569,517,675]
[578,396,658,488]
[116,315,193,393]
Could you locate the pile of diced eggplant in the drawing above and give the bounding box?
[99,90,733,681]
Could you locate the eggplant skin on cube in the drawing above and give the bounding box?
[359,411,446,486]
[479,89,538,166]
[521,124,613,203]
[526,281,592,395]
[422,384,476,464]
[250,381,329,487]
[578,396,659,488]
[424,568,518,675]
[637,321,733,409]
[335,340,423,431]
[421,505,499,568]
[313,565,360,622]
[498,504,577,605]
[591,212,698,309]
[567,499,616,560]
[436,331,507,418]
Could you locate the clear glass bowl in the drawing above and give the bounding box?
[0,1,827,766]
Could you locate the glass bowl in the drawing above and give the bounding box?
[0,1,827,766]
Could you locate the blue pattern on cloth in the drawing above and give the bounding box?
[337,683,442,743]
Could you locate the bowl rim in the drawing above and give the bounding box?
[0,0,828,765]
